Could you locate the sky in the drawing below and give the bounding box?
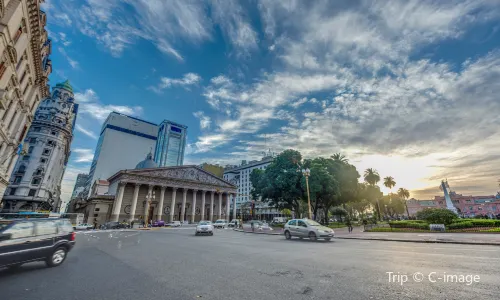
[41,0,500,206]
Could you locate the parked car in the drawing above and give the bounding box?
[227,219,242,228]
[152,220,165,227]
[213,219,227,229]
[0,218,76,269]
[166,221,182,227]
[74,223,93,230]
[284,219,334,241]
[195,221,214,236]
[258,222,274,231]
[100,221,128,230]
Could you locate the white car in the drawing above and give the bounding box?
[74,223,94,230]
[195,221,214,236]
[213,219,227,229]
[167,221,182,227]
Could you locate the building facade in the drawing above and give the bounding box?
[0,0,52,200]
[2,80,77,212]
[83,112,158,197]
[407,192,500,218]
[154,120,187,167]
[103,153,237,224]
[70,173,88,199]
[223,154,281,220]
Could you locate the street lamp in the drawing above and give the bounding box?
[302,168,312,219]
[145,189,155,226]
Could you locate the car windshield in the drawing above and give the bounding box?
[199,222,210,225]
[216,220,224,223]
[0,220,13,230]
[305,220,322,226]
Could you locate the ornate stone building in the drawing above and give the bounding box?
[2,80,78,212]
[105,153,238,224]
[0,0,52,199]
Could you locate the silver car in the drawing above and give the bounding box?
[284,219,334,241]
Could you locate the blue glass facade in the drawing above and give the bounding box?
[154,120,187,167]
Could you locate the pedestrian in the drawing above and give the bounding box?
[251,221,254,232]
[346,219,353,233]
[131,220,135,228]
[93,219,98,230]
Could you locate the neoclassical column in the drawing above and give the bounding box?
[218,192,222,219]
[232,194,237,221]
[129,183,141,222]
[200,190,206,220]
[191,189,198,223]
[210,191,215,222]
[157,186,166,221]
[169,187,178,222]
[112,182,126,221]
[180,188,188,222]
[144,185,153,221]
[226,193,231,221]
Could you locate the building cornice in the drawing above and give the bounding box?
[26,0,49,97]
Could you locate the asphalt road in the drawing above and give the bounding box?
[1,228,499,300]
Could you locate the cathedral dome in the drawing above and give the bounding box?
[55,80,73,93]
[135,151,158,169]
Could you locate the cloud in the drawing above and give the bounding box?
[148,73,201,93]
[58,47,79,69]
[290,97,308,108]
[75,124,98,140]
[72,149,94,163]
[60,164,91,207]
[58,32,71,46]
[75,89,144,121]
[193,111,211,130]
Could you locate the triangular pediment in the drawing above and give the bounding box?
[128,166,234,188]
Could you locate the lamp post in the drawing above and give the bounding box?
[145,189,155,226]
[302,168,312,219]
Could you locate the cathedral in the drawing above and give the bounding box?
[1,80,78,212]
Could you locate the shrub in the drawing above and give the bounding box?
[416,208,458,225]
[366,228,429,233]
[389,221,429,230]
[447,222,474,229]
[469,219,496,227]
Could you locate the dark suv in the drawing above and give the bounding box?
[0,218,75,269]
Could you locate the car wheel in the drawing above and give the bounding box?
[309,232,317,241]
[284,230,291,240]
[46,247,67,267]
[210,232,213,236]
[195,232,199,236]
[324,238,331,242]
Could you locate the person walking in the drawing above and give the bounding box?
[251,221,255,232]
[347,219,353,233]
[93,219,98,230]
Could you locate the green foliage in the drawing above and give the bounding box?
[416,208,458,225]
[366,228,429,233]
[447,222,474,229]
[389,221,429,230]
[280,208,292,217]
[327,224,347,228]
[331,207,348,218]
[447,219,499,229]
[364,168,380,186]
[479,228,500,232]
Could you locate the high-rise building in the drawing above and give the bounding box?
[154,120,187,167]
[2,80,78,212]
[0,1,52,199]
[83,112,158,197]
[70,173,88,199]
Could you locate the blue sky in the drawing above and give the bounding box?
[42,0,500,204]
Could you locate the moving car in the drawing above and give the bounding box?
[227,219,241,228]
[166,221,182,227]
[100,221,129,230]
[74,223,94,230]
[0,218,75,269]
[195,221,214,236]
[284,219,334,241]
[213,219,227,229]
[152,220,165,227]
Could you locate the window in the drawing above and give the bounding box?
[5,222,34,239]
[40,158,47,163]
[95,208,100,212]
[47,140,55,147]
[29,137,37,143]
[0,60,6,80]
[13,26,23,43]
[33,127,41,132]
[18,165,26,173]
[13,176,22,184]
[55,219,73,233]
[28,189,36,196]
[43,148,51,156]
[51,131,57,136]
[36,221,57,235]
[466,200,471,203]
[9,188,16,195]
[23,83,29,95]
[288,220,297,226]
[93,214,98,217]
[35,168,43,176]
[22,156,30,161]
[297,220,307,227]
[28,146,34,154]
[31,177,41,185]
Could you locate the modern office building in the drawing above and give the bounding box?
[70,173,88,199]
[83,112,158,197]
[2,80,78,212]
[223,153,280,220]
[0,1,52,199]
[154,120,187,167]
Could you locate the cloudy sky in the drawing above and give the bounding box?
[42,0,500,206]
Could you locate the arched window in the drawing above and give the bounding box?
[18,165,26,173]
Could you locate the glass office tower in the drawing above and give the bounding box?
[154,120,187,167]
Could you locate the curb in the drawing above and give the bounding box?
[233,229,282,236]
[335,236,500,246]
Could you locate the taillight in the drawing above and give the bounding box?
[71,231,76,241]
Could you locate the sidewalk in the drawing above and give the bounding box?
[335,226,500,246]
[234,226,500,246]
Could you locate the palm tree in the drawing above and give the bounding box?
[397,188,410,218]
[331,153,349,163]
[364,168,381,220]
[383,176,396,218]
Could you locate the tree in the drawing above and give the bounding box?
[416,208,458,225]
[380,195,405,217]
[250,149,305,216]
[331,153,349,163]
[383,176,396,195]
[331,206,348,222]
[364,168,381,220]
[397,188,410,218]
